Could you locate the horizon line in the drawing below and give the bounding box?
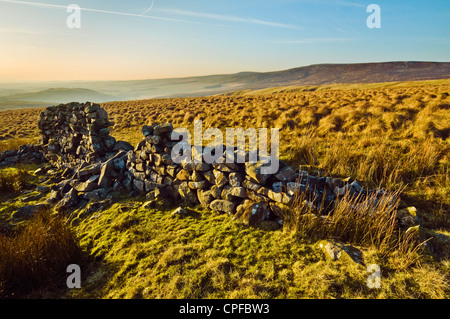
[1,61,449,84]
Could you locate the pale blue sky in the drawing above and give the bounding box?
[0,0,449,81]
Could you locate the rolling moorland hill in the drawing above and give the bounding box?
[0,79,449,299]
[1,61,449,110]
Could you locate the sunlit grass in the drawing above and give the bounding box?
[0,80,449,298]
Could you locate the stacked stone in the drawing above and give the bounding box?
[0,144,45,167]
[124,123,322,226]
[38,102,116,168]
[124,123,180,200]
[124,123,387,227]
[7,107,400,230]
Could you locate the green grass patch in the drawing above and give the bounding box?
[69,197,449,299]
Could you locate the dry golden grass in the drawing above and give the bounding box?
[0,80,448,299]
[1,80,448,216]
[0,210,86,298]
[0,167,31,193]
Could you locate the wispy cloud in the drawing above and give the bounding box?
[271,37,358,44]
[0,0,201,24]
[0,0,300,29]
[337,1,366,8]
[156,8,300,29]
[283,0,366,7]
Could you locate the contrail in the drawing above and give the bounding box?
[0,0,200,24]
[140,0,154,16]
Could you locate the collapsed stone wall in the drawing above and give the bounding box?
[123,124,373,227]
[5,103,414,230]
[0,144,45,167]
[38,102,118,168]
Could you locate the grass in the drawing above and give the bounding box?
[0,167,31,193]
[0,209,86,298]
[284,185,432,271]
[68,197,448,299]
[0,79,448,298]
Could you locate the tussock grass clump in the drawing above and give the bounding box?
[0,210,86,298]
[0,167,31,193]
[284,187,429,270]
[285,188,399,246]
[0,137,37,154]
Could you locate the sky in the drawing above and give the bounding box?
[0,0,449,82]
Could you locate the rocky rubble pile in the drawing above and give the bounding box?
[47,149,131,213]
[31,103,134,212]
[0,144,45,167]
[38,102,118,168]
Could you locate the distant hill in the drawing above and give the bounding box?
[236,61,450,87]
[0,88,118,106]
[91,61,450,99]
[1,62,449,109]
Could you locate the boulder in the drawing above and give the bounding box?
[77,163,101,179]
[213,169,228,187]
[203,170,216,184]
[267,190,293,205]
[171,207,190,218]
[154,187,170,200]
[286,182,306,196]
[166,165,178,177]
[210,185,224,199]
[222,186,247,200]
[212,163,234,173]
[142,125,154,137]
[272,182,286,193]
[98,159,114,188]
[229,172,243,187]
[188,180,210,190]
[178,182,199,204]
[396,207,418,228]
[275,166,295,182]
[74,175,100,193]
[13,204,49,221]
[245,161,270,185]
[197,189,214,208]
[194,163,212,172]
[176,169,190,181]
[318,240,364,265]
[242,180,262,191]
[133,179,145,194]
[209,199,238,214]
[153,123,173,136]
[269,202,291,220]
[234,201,269,226]
[113,141,134,152]
[190,170,204,182]
[83,188,110,202]
[56,188,79,212]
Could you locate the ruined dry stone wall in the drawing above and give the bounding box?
[4,103,418,231]
[123,124,368,227]
[38,102,117,168]
[0,144,45,167]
